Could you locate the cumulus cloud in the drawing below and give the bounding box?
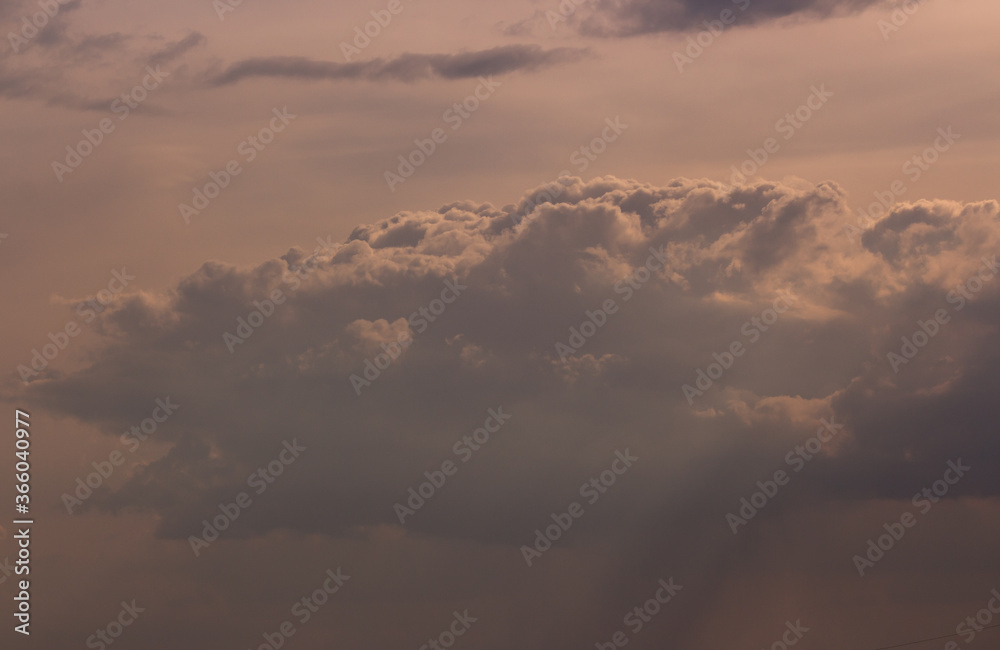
[208,45,591,86]
[14,175,999,562]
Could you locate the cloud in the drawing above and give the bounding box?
[1,0,83,54]
[517,0,882,36]
[13,174,999,560]
[0,28,203,110]
[147,31,205,68]
[208,44,591,86]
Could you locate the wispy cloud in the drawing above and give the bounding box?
[209,45,591,86]
[148,31,205,67]
[515,0,882,36]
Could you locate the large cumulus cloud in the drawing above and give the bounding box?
[13,176,1000,558]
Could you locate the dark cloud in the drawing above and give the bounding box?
[0,27,202,111]
[208,45,590,86]
[521,0,882,36]
[2,0,83,52]
[0,62,41,99]
[65,31,129,58]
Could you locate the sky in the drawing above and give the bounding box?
[1,0,1000,648]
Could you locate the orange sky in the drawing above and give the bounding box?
[2,0,1000,648]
